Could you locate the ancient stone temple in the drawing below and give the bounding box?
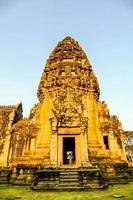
[0,37,131,190]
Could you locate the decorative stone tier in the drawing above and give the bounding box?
[37,36,100,102]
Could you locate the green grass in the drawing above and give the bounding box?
[0,184,133,200]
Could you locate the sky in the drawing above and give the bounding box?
[0,0,133,131]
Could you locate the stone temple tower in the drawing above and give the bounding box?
[0,36,127,170]
[37,36,96,166]
[35,36,126,167]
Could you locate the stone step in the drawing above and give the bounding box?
[38,178,59,181]
[59,182,80,187]
[60,171,79,174]
[59,178,79,182]
[60,168,79,170]
[37,181,59,185]
[60,173,79,176]
[32,186,84,191]
[60,175,79,179]
[60,181,79,183]
[60,172,78,175]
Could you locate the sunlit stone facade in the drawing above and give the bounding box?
[0,37,127,169]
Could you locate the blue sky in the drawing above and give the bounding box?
[0,0,133,130]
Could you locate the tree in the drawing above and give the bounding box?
[125,131,133,162]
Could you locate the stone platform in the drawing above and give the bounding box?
[0,168,12,184]
[31,167,107,191]
[0,164,133,191]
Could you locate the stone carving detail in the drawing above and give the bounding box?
[0,103,23,156]
[0,36,128,170]
[37,37,100,136]
[10,118,38,160]
[37,37,100,102]
[99,101,124,148]
[110,115,123,148]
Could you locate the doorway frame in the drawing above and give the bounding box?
[63,137,75,165]
[57,134,81,167]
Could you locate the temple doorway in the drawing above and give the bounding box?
[63,137,75,165]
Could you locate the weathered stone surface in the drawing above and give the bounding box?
[0,36,132,189]
[32,168,106,190]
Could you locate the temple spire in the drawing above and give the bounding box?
[37,37,99,102]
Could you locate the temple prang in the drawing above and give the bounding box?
[0,36,132,189]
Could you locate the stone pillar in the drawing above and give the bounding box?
[87,92,99,142]
[75,135,81,166]
[87,92,102,156]
[80,133,89,165]
[57,136,62,166]
[50,132,58,166]
[1,110,15,166]
[36,98,53,159]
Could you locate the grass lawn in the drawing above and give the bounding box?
[0,184,133,200]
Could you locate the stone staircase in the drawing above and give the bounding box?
[31,167,106,191]
[58,169,83,190]
[1,165,133,190]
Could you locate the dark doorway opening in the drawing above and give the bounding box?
[63,137,75,164]
[103,136,109,150]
